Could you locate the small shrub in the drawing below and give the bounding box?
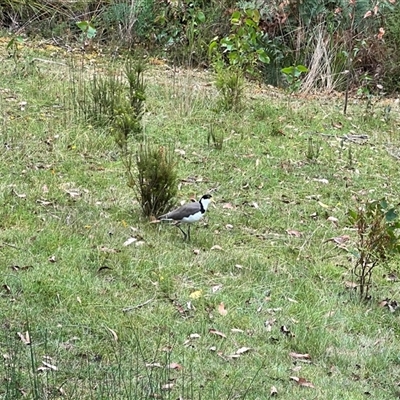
[136,145,178,218]
[207,124,224,150]
[347,198,400,300]
[214,62,244,111]
[209,8,270,111]
[305,137,321,162]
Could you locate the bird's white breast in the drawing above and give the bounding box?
[181,211,204,223]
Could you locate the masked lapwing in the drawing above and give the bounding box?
[158,194,213,240]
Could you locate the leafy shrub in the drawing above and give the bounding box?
[136,145,178,218]
[347,198,400,300]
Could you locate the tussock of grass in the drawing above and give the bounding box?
[1,41,400,399]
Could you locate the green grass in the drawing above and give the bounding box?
[1,40,400,399]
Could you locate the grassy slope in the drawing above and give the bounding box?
[1,40,400,399]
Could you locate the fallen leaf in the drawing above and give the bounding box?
[222,203,235,209]
[65,189,81,198]
[189,290,202,299]
[318,201,330,208]
[235,347,251,355]
[313,178,329,184]
[99,246,119,253]
[290,376,315,388]
[211,284,222,293]
[161,383,174,390]
[193,249,200,255]
[326,235,350,246]
[189,333,201,339]
[325,310,335,318]
[167,362,183,370]
[264,319,276,331]
[123,237,137,246]
[218,302,228,316]
[48,255,56,263]
[209,328,227,338]
[231,328,244,333]
[17,331,31,345]
[286,229,302,237]
[42,360,58,371]
[106,327,118,341]
[286,297,298,303]
[225,224,234,230]
[280,325,294,337]
[2,284,11,294]
[327,216,339,226]
[146,363,162,368]
[37,199,53,206]
[270,386,278,396]
[211,245,223,251]
[344,281,357,289]
[289,352,311,360]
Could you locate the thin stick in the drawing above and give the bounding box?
[122,298,154,313]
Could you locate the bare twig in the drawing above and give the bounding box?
[122,298,154,313]
[0,242,19,250]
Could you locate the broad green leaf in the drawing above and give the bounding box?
[296,65,308,72]
[281,66,295,75]
[385,208,398,222]
[257,49,270,64]
[231,10,241,24]
[86,25,97,39]
[196,11,206,23]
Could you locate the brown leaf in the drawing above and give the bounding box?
[290,376,315,388]
[270,386,278,396]
[211,245,223,251]
[209,328,227,338]
[344,281,358,289]
[167,362,183,370]
[222,202,235,209]
[326,235,350,246]
[193,249,200,255]
[218,302,228,316]
[286,229,302,237]
[289,352,311,360]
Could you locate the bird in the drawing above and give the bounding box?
[158,194,213,241]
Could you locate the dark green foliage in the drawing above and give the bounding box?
[214,64,244,111]
[347,198,400,300]
[207,124,224,150]
[80,72,125,126]
[136,145,178,218]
